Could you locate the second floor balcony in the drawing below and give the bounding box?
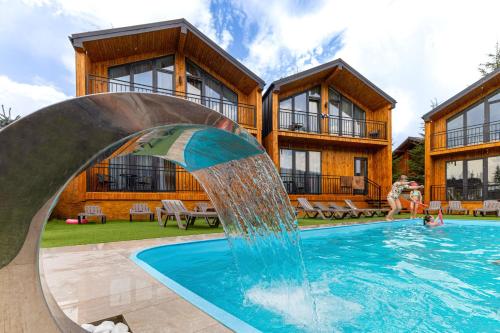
[431,120,500,151]
[87,74,257,128]
[278,109,387,140]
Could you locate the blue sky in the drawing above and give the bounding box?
[0,0,499,146]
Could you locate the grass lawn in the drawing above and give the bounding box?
[41,213,499,248]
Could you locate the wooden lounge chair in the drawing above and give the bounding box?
[156,200,220,229]
[194,202,215,212]
[129,203,154,222]
[473,200,500,217]
[296,198,330,219]
[446,201,468,215]
[344,199,376,217]
[424,201,442,215]
[78,205,106,224]
[328,202,355,218]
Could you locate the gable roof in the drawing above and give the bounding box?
[263,58,396,108]
[422,68,500,121]
[69,18,265,89]
[393,136,423,155]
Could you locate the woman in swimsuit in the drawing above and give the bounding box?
[386,175,423,221]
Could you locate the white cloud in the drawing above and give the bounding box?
[236,0,500,146]
[0,75,70,117]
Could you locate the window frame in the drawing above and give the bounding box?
[278,86,321,133]
[328,87,366,137]
[279,148,322,194]
[445,155,500,201]
[108,55,175,94]
[445,89,500,147]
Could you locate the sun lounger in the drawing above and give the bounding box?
[343,199,377,217]
[473,200,500,217]
[129,203,154,222]
[424,201,442,215]
[296,198,331,219]
[194,202,215,212]
[446,201,468,215]
[328,202,355,218]
[313,202,351,219]
[78,205,106,224]
[156,200,220,229]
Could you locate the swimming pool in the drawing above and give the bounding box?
[132,220,500,332]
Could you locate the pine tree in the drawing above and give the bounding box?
[408,141,425,185]
[0,105,19,128]
[392,155,402,183]
[478,41,500,76]
[494,165,500,184]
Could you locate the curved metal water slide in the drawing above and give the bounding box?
[0,93,272,332]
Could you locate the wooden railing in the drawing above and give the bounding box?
[431,120,500,151]
[86,74,257,128]
[430,183,500,201]
[280,173,382,206]
[86,163,203,193]
[278,109,387,140]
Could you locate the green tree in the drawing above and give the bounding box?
[392,155,402,183]
[0,105,20,128]
[494,165,500,183]
[408,141,425,185]
[478,41,500,76]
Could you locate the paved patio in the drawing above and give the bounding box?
[41,233,232,333]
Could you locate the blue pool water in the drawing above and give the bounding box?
[133,220,500,332]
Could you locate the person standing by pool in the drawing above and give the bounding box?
[386,175,423,221]
[409,182,423,219]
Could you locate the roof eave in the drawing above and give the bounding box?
[422,68,500,121]
[69,18,265,89]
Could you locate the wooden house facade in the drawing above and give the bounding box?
[54,19,264,219]
[393,136,424,178]
[423,69,500,210]
[262,60,396,208]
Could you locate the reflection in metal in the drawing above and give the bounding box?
[0,93,310,332]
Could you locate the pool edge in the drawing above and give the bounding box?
[130,218,499,332]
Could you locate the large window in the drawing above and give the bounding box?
[279,87,321,133]
[446,155,500,200]
[280,149,321,194]
[446,89,500,148]
[186,60,238,122]
[108,56,174,93]
[328,88,366,137]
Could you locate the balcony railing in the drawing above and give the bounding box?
[86,163,203,192]
[431,120,500,151]
[430,183,500,201]
[278,109,387,139]
[280,173,382,206]
[86,74,257,128]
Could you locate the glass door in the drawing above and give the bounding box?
[354,157,368,194]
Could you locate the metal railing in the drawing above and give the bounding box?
[280,173,382,206]
[86,163,203,192]
[430,183,500,201]
[431,120,500,151]
[278,109,387,139]
[87,74,257,127]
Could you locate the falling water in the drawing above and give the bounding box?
[193,153,319,330]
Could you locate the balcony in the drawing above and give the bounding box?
[86,74,257,128]
[86,163,203,192]
[430,183,500,201]
[278,109,387,140]
[431,120,500,151]
[280,173,382,202]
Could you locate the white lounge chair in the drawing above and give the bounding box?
[156,200,219,229]
[446,201,468,215]
[296,198,330,219]
[424,201,442,215]
[78,205,106,224]
[473,200,499,217]
[129,203,154,222]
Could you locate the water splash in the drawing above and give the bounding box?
[193,154,318,329]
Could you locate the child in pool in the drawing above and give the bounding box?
[423,214,443,227]
[409,182,423,219]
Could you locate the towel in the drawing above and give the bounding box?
[341,176,352,187]
[352,176,365,190]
